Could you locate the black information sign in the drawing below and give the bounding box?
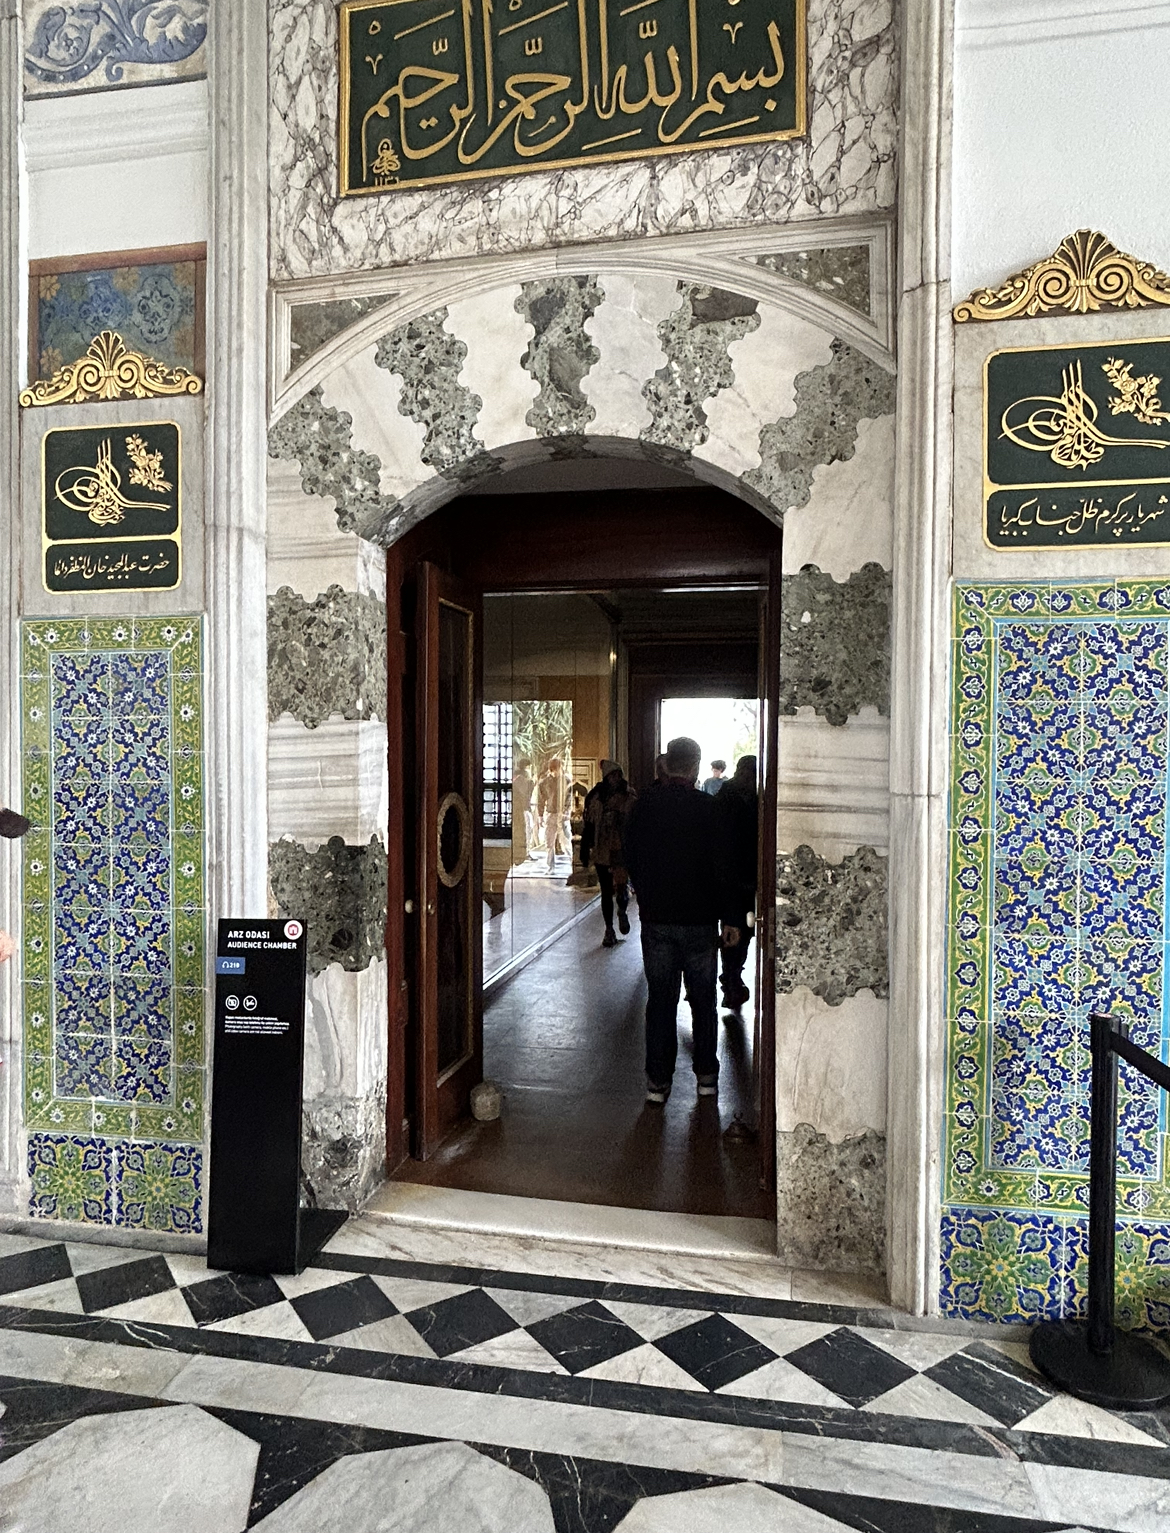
[208,918,345,1274]
[984,337,1170,549]
[41,421,181,592]
[339,0,806,195]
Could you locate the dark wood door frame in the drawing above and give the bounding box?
[385,487,783,1185]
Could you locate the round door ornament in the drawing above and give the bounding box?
[436,791,471,888]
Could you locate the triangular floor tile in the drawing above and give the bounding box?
[329,1315,437,1358]
[64,1242,148,1277]
[861,1327,972,1372]
[716,1356,848,1409]
[275,1267,360,1301]
[581,1342,705,1392]
[371,1276,473,1311]
[978,1337,1041,1374]
[1014,1393,1165,1445]
[863,1372,1000,1426]
[206,1300,315,1342]
[600,1301,714,1342]
[483,1287,584,1327]
[99,1289,197,1327]
[723,1314,837,1356]
[163,1254,216,1288]
[450,1327,567,1373]
[3,1276,85,1313]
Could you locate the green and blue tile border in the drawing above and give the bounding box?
[20,617,205,1234]
[943,580,1170,1327]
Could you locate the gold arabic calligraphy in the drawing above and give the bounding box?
[54,436,173,527]
[344,0,801,191]
[997,491,1170,541]
[1000,358,1169,471]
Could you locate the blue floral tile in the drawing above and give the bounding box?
[114,974,173,1039]
[116,1141,203,1235]
[111,910,172,976]
[111,842,171,910]
[111,651,171,714]
[114,1035,172,1103]
[110,780,170,842]
[28,1134,114,1225]
[55,970,112,1032]
[110,713,170,782]
[50,653,109,716]
[55,1032,114,1099]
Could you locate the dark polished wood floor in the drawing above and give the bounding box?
[394,901,771,1220]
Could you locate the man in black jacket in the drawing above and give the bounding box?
[623,737,738,1104]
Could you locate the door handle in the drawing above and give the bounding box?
[405,900,415,914]
[426,901,435,915]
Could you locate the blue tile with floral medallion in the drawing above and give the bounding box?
[21,618,205,1232]
[944,581,1170,1327]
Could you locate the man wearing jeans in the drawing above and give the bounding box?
[623,737,738,1104]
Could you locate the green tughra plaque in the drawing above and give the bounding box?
[984,337,1170,549]
[41,421,181,593]
[339,0,806,195]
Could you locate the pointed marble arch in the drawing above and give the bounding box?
[269,216,895,419]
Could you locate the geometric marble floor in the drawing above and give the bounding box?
[1,1227,1168,1530]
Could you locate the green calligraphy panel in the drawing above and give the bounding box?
[984,337,1170,549]
[339,0,806,194]
[41,422,181,593]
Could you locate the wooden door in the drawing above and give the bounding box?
[414,561,484,1156]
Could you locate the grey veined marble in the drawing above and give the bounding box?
[776,1124,887,1272]
[289,292,400,374]
[776,843,889,1004]
[517,277,602,437]
[781,564,891,726]
[374,309,488,477]
[642,285,760,453]
[268,585,388,727]
[755,245,872,315]
[269,385,400,543]
[269,835,388,974]
[746,340,896,517]
[269,0,898,280]
[302,1090,388,1213]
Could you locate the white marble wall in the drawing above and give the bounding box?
[268,0,898,280]
[267,454,390,1208]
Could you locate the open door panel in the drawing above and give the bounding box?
[755,551,782,1192]
[414,561,484,1158]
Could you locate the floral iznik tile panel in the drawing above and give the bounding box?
[22,618,205,1233]
[36,263,199,382]
[23,2,208,99]
[942,581,1170,1328]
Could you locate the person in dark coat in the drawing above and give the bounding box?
[715,755,758,1008]
[580,759,636,948]
[623,736,738,1105]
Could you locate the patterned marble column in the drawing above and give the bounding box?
[887,0,955,1315]
[0,0,26,1217]
[206,0,269,917]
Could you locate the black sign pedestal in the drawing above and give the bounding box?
[208,918,346,1274]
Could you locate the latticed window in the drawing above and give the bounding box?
[483,702,513,836]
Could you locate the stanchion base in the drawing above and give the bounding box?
[296,1207,347,1272]
[1030,1320,1170,1410]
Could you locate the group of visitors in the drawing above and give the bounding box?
[579,739,758,1105]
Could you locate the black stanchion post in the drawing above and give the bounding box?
[1087,1010,1118,1357]
[1029,1011,1170,1409]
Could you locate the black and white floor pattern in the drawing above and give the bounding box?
[0,1227,1167,1530]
